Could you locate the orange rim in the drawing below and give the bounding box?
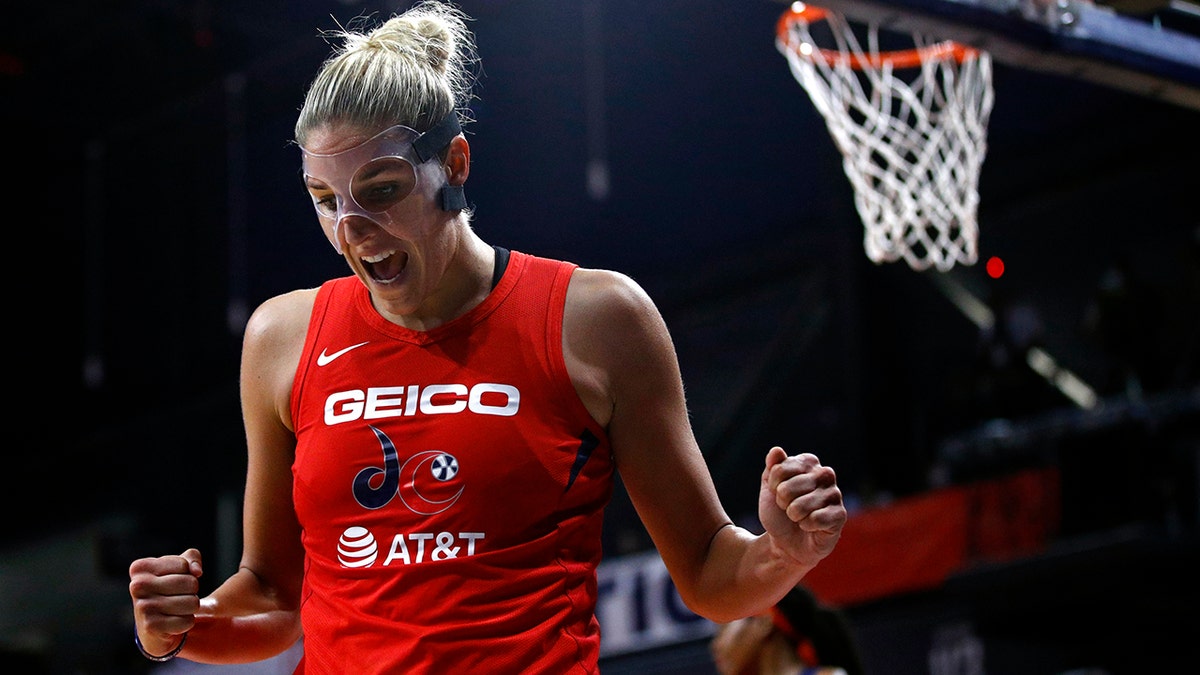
[776,2,978,70]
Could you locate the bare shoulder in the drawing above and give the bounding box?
[565,267,661,326]
[240,288,320,430]
[243,288,320,353]
[241,288,320,387]
[561,268,656,418]
[563,268,676,427]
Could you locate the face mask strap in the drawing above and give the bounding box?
[412,111,461,161]
[413,111,468,212]
[441,185,467,210]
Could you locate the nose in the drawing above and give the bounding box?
[338,214,382,247]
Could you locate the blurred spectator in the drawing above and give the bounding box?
[709,585,866,675]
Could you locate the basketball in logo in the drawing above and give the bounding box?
[431,453,459,481]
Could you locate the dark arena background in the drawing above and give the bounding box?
[4,0,1198,673]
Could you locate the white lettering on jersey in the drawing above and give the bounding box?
[325,383,519,425]
[381,531,486,565]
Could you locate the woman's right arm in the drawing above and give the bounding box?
[129,289,315,664]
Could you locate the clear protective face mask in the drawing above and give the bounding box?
[300,112,465,254]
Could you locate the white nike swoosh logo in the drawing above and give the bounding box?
[317,341,370,366]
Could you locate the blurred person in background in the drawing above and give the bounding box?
[710,584,866,675]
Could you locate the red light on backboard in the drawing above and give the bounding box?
[986,256,1005,279]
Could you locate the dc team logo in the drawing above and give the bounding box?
[341,425,482,569]
[352,425,466,514]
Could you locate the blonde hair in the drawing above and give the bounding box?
[295,0,477,145]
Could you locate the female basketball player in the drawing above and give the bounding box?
[128,2,846,672]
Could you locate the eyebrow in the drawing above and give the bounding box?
[303,161,402,190]
[355,164,397,182]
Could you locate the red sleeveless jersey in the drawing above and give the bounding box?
[289,251,614,674]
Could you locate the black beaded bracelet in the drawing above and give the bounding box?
[135,630,187,662]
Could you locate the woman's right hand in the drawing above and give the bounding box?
[128,548,203,658]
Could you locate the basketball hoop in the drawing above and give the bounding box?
[776,2,994,272]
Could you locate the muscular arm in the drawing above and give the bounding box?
[563,269,844,623]
[133,290,312,663]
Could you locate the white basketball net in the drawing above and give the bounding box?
[776,4,994,271]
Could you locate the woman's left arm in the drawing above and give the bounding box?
[562,268,846,623]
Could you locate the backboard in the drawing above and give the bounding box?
[773,0,1200,110]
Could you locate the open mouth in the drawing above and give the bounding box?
[362,249,408,283]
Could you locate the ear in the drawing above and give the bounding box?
[444,135,470,186]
